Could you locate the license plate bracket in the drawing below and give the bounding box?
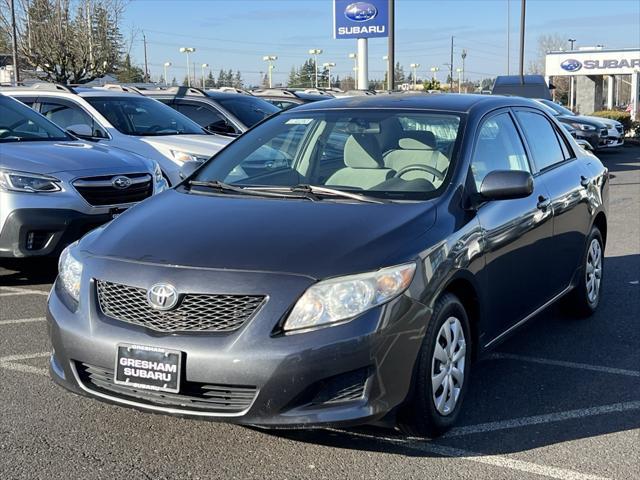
[114,344,181,393]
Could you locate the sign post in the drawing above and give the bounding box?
[333,1,389,90]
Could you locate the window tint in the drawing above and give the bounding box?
[40,101,107,138]
[472,113,530,190]
[515,111,565,171]
[215,96,279,127]
[0,95,70,142]
[177,103,238,134]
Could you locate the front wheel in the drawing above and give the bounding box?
[563,227,604,317]
[398,293,472,437]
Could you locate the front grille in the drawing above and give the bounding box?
[76,362,257,413]
[615,125,623,134]
[600,128,608,138]
[96,280,265,333]
[73,173,152,206]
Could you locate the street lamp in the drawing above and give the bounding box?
[163,62,172,86]
[456,68,463,93]
[308,49,323,88]
[430,66,440,82]
[382,55,389,90]
[568,38,576,50]
[409,63,420,90]
[262,55,277,88]
[349,53,358,89]
[179,47,196,87]
[322,62,336,89]
[201,63,209,89]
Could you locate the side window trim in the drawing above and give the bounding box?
[39,97,111,140]
[511,107,574,175]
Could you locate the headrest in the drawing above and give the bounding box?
[343,134,383,168]
[399,131,437,149]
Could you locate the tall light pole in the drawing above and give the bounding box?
[507,0,510,75]
[568,39,576,110]
[323,62,335,88]
[308,49,323,88]
[163,62,172,86]
[179,47,196,87]
[349,53,358,89]
[383,55,389,90]
[518,0,526,83]
[461,50,467,91]
[263,55,277,88]
[9,0,19,85]
[568,38,576,50]
[387,0,395,91]
[456,68,463,93]
[201,63,209,89]
[410,63,420,90]
[430,66,440,82]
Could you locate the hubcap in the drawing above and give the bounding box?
[431,316,466,416]
[585,238,602,304]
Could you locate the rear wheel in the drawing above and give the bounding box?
[563,227,604,317]
[398,293,472,437]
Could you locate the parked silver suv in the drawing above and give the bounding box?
[0,94,165,258]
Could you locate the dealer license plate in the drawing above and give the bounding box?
[114,344,181,393]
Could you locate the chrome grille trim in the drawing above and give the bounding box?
[96,280,265,333]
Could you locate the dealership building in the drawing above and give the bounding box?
[545,47,640,120]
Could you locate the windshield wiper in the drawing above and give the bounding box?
[187,180,313,200]
[290,184,388,204]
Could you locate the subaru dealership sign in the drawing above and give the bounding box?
[546,49,640,76]
[333,0,389,39]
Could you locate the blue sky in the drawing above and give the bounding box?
[124,0,640,86]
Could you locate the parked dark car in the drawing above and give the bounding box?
[49,94,608,437]
[491,74,553,100]
[251,88,333,110]
[138,87,280,136]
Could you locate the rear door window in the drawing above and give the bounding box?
[515,110,566,171]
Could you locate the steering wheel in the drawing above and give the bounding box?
[394,164,445,181]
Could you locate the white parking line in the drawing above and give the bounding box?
[325,428,609,480]
[0,286,49,297]
[0,352,50,377]
[490,352,640,377]
[443,401,640,438]
[0,317,46,325]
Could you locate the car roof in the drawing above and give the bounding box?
[289,93,541,114]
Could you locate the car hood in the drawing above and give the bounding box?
[0,140,151,175]
[85,189,437,279]
[141,134,232,157]
[557,115,607,128]
[580,116,620,128]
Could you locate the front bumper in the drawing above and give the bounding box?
[604,128,624,148]
[47,260,430,428]
[0,208,117,258]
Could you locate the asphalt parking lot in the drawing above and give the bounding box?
[1,145,638,480]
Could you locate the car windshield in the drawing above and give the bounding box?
[539,99,575,116]
[86,96,205,136]
[192,109,463,201]
[215,95,280,128]
[0,95,71,143]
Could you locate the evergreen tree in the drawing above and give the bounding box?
[205,70,216,88]
[217,69,226,87]
[116,54,144,83]
[182,75,190,86]
[394,61,406,84]
[233,70,243,88]
[171,77,178,87]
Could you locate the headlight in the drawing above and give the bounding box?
[152,162,168,193]
[570,123,596,131]
[283,262,416,332]
[170,150,211,164]
[0,169,61,193]
[58,242,83,302]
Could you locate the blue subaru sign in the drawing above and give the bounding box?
[333,0,389,39]
[560,59,582,72]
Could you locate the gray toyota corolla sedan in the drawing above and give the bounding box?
[48,94,608,436]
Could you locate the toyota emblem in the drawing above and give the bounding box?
[147,283,179,311]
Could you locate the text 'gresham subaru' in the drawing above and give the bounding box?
[48,94,608,436]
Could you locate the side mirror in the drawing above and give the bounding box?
[206,120,236,135]
[179,160,201,180]
[480,170,533,201]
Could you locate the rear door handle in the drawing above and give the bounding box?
[580,175,590,188]
[537,196,551,210]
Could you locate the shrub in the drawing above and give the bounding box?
[590,110,633,131]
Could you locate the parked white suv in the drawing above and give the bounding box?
[2,84,231,185]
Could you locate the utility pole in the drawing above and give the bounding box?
[387,0,395,91]
[518,0,526,83]
[507,0,510,75]
[450,36,454,93]
[143,32,149,83]
[9,0,20,85]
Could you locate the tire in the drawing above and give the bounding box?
[563,227,604,318]
[398,293,472,437]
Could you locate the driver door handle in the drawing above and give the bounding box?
[537,196,551,211]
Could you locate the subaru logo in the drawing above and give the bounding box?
[560,59,582,72]
[147,284,179,311]
[112,176,132,190]
[344,2,377,22]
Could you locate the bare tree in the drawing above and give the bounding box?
[528,33,571,104]
[0,0,124,84]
